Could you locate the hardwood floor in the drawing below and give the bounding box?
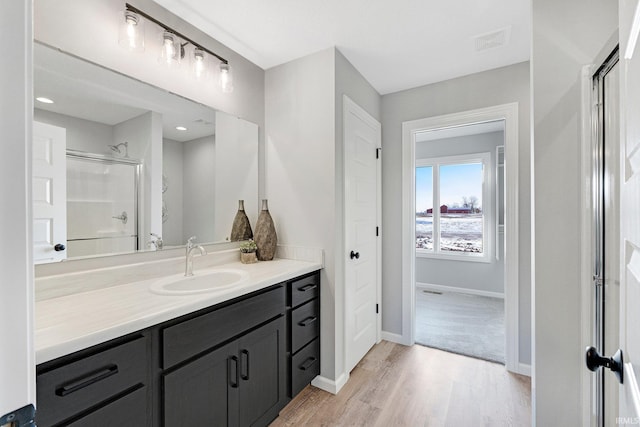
[271,341,531,427]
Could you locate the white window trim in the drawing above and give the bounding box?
[415,152,492,263]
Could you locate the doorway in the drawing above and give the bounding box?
[413,121,506,363]
[401,103,523,374]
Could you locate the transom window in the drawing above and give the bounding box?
[415,152,491,262]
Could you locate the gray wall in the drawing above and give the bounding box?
[381,61,531,365]
[265,47,381,386]
[265,48,338,381]
[415,131,504,295]
[531,0,617,424]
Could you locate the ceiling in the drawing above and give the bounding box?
[34,43,216,142]
[152,0,531,94]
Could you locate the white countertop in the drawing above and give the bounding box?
[35,258,321,364]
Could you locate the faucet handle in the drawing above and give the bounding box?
[186,236,197,248]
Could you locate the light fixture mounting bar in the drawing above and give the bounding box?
[125,3,228,64]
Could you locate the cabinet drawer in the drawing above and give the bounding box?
[291,299,319,354]
[162,285,285,369]
[36,335,147,427]
[291,338,320,397]
[290,273,319,308]
[66,386,147,427]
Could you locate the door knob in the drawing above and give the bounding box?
[585,346,624,384]
[54,243,66,252]
[350,251,360,260]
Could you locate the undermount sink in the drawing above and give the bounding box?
[149,268,249,295]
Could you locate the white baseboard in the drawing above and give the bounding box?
[311,372,349,395]
[416,282,504,299]
[381,331,410,345]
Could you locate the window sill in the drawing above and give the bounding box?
[416,250,491,264]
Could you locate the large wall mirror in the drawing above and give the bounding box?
[33,42,259,264]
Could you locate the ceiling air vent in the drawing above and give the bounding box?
[474,26,511,52]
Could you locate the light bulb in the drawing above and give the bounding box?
[193,47,207,80]
[118,10,144,52]
[160,31,181,66]
[219,63,233,93]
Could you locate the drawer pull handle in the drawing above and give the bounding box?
[298,283,317,292]
[229,356,239,388]
[299,357,317,371]
[298,316,317,327]
[55,364,118,396]
[240,349,250,381]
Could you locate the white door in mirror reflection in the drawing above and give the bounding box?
[33,121,67,264]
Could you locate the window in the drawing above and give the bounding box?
[415,152,491,262]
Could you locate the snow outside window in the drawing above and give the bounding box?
[415,152,492,263]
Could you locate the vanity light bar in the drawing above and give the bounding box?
[125,3,229,65]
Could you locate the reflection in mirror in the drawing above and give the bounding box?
[33,43,258,263]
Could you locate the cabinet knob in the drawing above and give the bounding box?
[54,243,66,252]
[350,250,360,260]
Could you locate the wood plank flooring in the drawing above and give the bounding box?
[271,341,531,427]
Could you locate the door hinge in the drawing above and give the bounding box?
[376,226,379,236]
[376,148,381,159]
[376,304,379,314]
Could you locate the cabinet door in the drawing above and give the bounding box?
[163,341,239,427]
[238,316,286,427]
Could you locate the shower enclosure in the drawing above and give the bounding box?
[66,150,141,258]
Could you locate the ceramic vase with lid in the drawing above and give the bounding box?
[254,199,277,261]
[230,200,253,241]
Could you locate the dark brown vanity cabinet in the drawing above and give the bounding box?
[36,271,320,427]
[287,271,321,397]
[161,287,287,427]
[35,333,150,427]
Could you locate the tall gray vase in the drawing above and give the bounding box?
[254,199,277,261]
[230,200,253,241]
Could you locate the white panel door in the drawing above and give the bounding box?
[33,121,67,264]
[619,0,640,421]
[344,96,381,373]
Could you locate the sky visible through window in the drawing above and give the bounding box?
[416,163,482,212]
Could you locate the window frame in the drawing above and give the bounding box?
[415,152,492,263]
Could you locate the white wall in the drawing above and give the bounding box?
[34,109,113,154]
[215,112,259,242]
[162,138,184,246]
[33,0,264,132]
[0,0,35,416]
[415,131,505,295]
[266,48,338,380]
[531,0,617,424]
[114,111,163,248]
[381,62,531,364]
[265,47,381,388]
[183,135,216,243]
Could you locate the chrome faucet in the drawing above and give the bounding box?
[185,236,206,276]
[149,233,163,250]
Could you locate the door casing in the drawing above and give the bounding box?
[401,103,523,374]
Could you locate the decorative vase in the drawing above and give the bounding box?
[230,200,253,241]
[240,251,258,264]
[254,199,277,261]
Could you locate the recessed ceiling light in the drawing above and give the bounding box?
[36,97,54,104]
[176,126,187,131]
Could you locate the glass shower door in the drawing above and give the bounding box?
[66,153,139,258]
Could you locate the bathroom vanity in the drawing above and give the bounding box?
[34,258,321,427]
